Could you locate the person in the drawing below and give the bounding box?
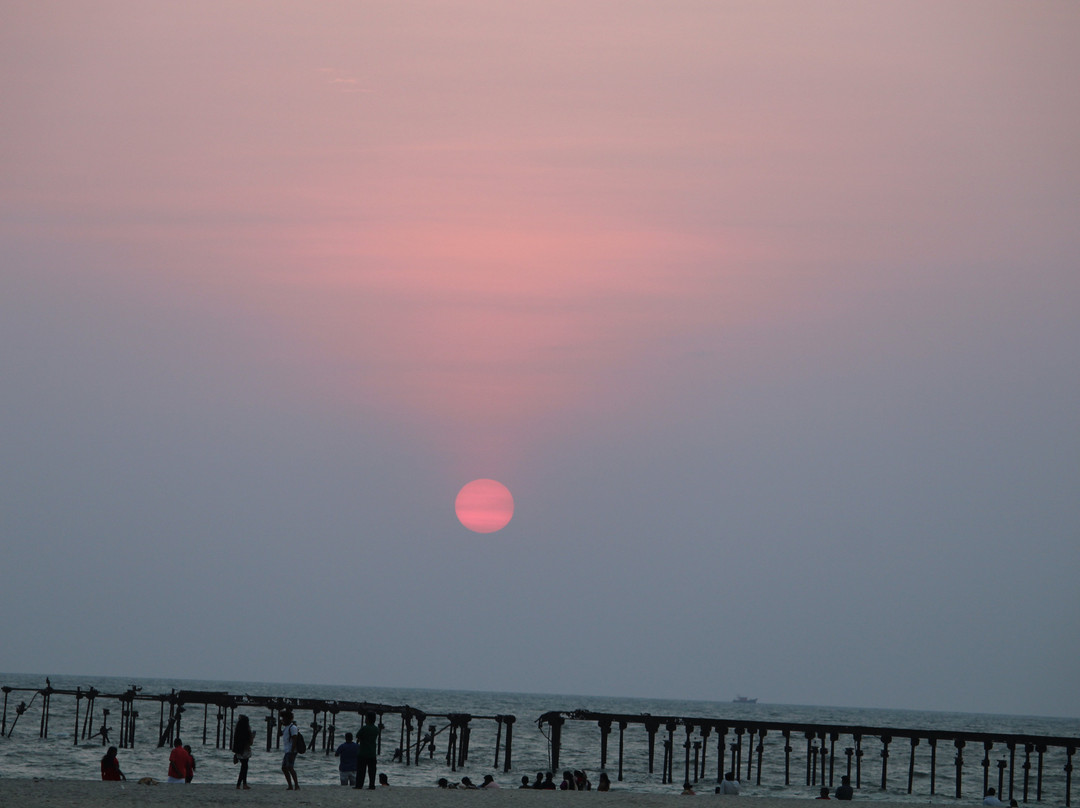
[682,781,696,795]
[532,771,546,789]
[100,746,125,781]
[598,772,612,791]
[184,745,196,783]
[720,771,741,795]
[482,774,500,789]
[461,776,478,789]
[379,773,391,787]
[232,714,255,790]
[167,738,194,784]
[541,772,557,789]
[983,788,1005,806]
[280,710,300,790]
[335,731,360,786]
[817,787,831,799]
[520,775,532,788]
[355,711,380,790]
[438,778,450,788]
[561,770,577,790]
[835,775,853,801]
[576,770,592,790]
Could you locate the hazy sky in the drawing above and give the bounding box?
[2,2,1078,719]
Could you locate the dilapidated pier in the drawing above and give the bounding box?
[539,710,1078,806]
[1,682,515,772]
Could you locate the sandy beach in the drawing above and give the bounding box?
[0,781,971,808]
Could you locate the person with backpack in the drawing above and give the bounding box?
[280,709,302,790]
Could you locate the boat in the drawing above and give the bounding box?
[732,695,758,703]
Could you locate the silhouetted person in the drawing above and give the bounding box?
[598,772,612,791]
[335,731,359,786]
[542,772,557,789]
[279,709,300,790]
[720,771,741,795]
[100,746,125,781]
[532,771,546,789]
[817,787,831,799]
[232,714,255,789]
[983,788,1005,806]
[354,711,380,790]
[167,738,193,784]
[835,775,853,800]
[520,775,532,788]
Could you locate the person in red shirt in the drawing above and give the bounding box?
[167,738,194,783]
[100,746,125,781]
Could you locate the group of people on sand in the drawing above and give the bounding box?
[98,709,382,790]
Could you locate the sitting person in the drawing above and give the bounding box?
[817,787,831,800]
[835,775,854,800]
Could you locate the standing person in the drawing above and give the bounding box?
[184,745,196,783]
[597,772,612,791]
[354,711,380,790]
[335,731,360,786]
[232,714,255,790]
[280,710,300,791]
[100,746,125,781]
[167,738,194,784]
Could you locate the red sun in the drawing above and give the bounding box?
[455,479,514,533]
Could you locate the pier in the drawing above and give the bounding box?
[1,682,515,773]
[538,710,1078,806]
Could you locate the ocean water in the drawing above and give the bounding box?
[1,673,1077,803]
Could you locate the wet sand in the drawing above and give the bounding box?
[0,781,965,808]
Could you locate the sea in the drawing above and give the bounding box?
[1,673,1078,803]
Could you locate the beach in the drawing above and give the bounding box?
[0,781,965,808]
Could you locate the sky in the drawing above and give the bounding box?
[2,2,1078,719]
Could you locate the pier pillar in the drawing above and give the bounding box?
[881,734,891,791]
[1064,746,1073,808]
[645,718,659,774]
[549,714,564,773]
[599,719,612,771]
[264,713,276,752]
[909,737,921,794]
[757,730,767,786]
[1023,743,1033,803]
[1037,744,1046,801]
[806,732,816,786]
[820,732,828,787]
[699,724,711,782]
[929,737,938,794]
[954,739,965,798]
[982,742,993,798]
[503,715,515,772]
[1009,742,1017,800]
[693,741,702,784]
[855,734,864,789]
[828,732,837,786]
[998,758,1008,798]
[618,721,627,781]
[73,688,81,746]
[785,731,795,785]
[716,725,727,785]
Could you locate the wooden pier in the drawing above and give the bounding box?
[538,710,1078,806]
[1,682,515,772]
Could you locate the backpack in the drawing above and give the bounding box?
[294,729,307,754]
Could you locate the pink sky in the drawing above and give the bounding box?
[2,3,1078,714]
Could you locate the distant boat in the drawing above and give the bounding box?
[732,695,758,703]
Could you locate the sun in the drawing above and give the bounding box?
[455,479,514,533]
